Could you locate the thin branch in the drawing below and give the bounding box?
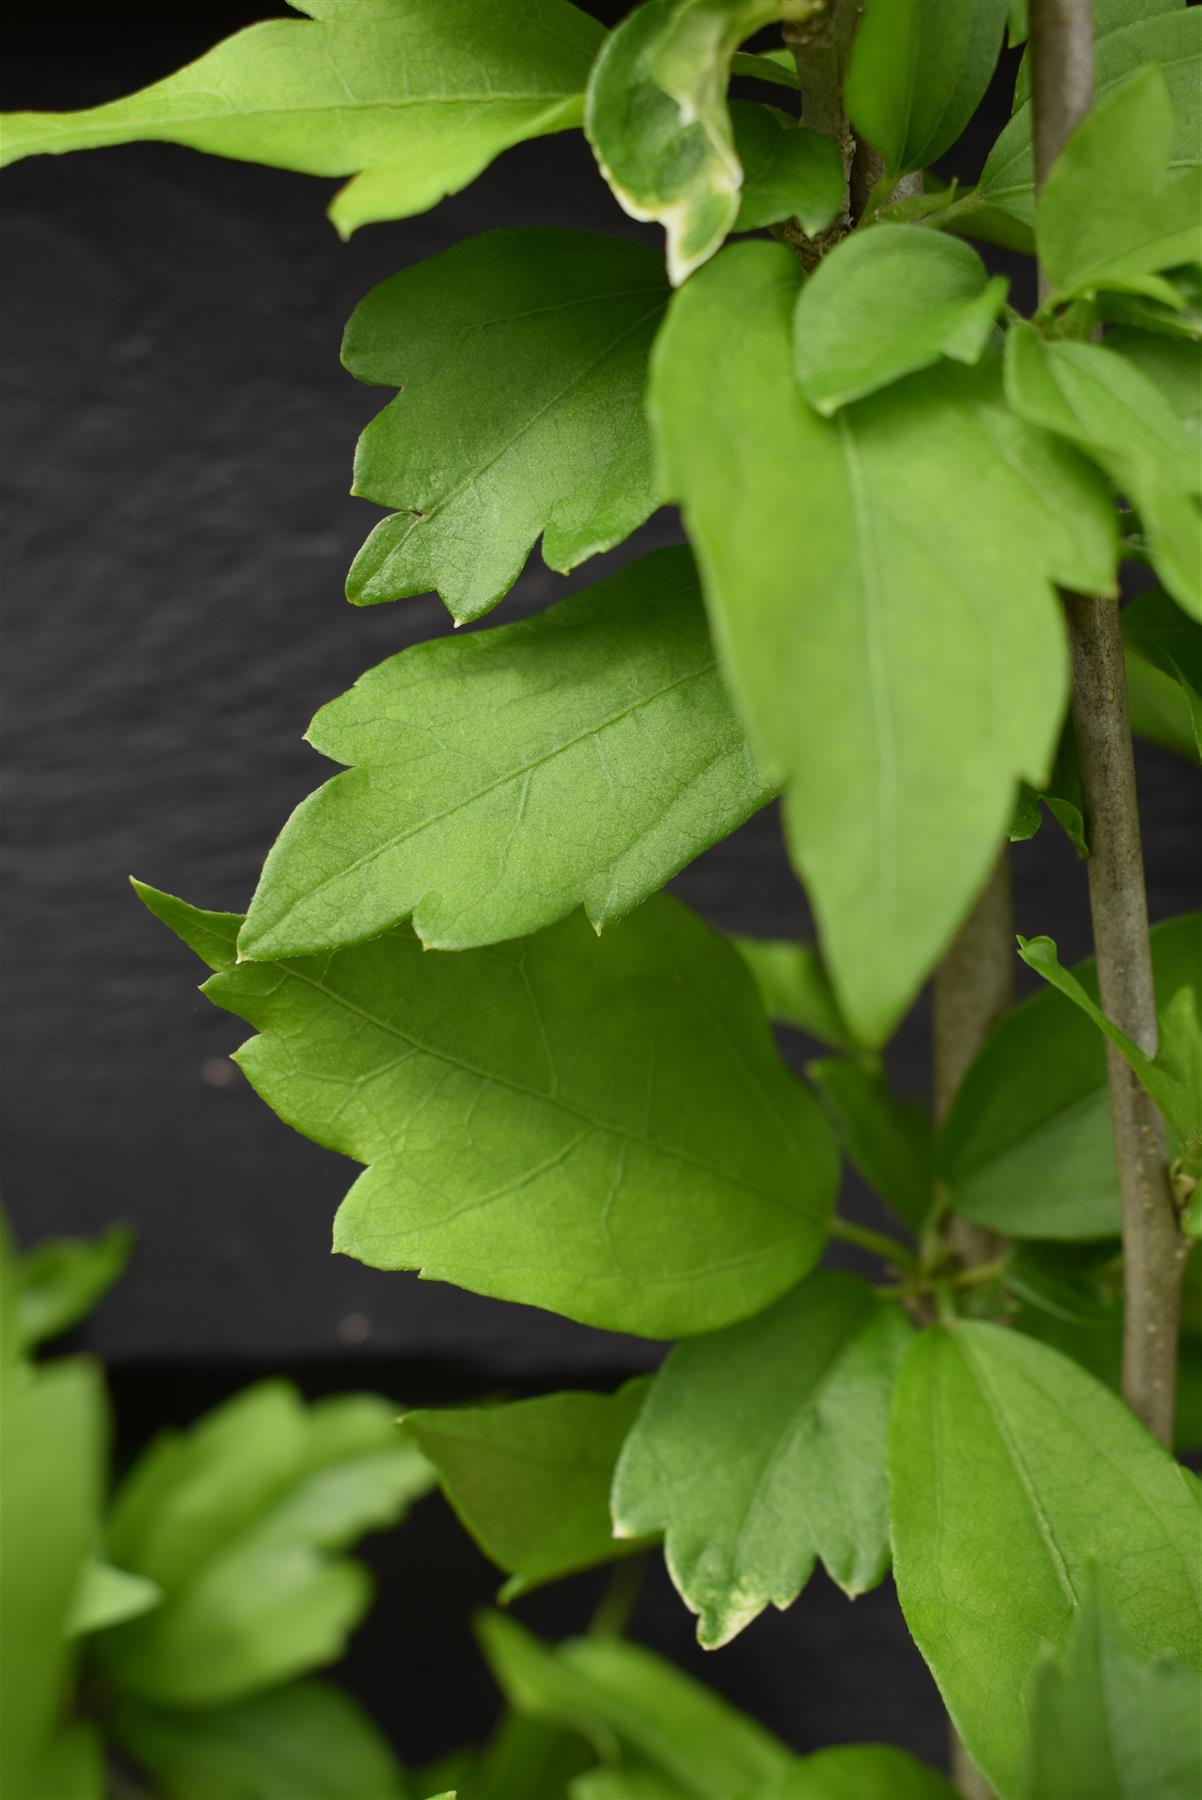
[1029,0,1184,1448]
[828,1215,919,1270]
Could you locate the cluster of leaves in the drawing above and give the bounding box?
[0,1219,433,1799]
[5,0,1202,1795]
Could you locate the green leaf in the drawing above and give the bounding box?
[793,226,1007,414]
[67,1559,161,1639]
[1005,323,1202,621]
[94,1381,432,1705]
[114,1681,408,1800]
[571,1771,687,1800]
[1019,1570,1202,1800]
[1107,329,1202,427]
[890,1323,1202,1797]
[731,104,843,235]
[584,0,814,285]
[1017,932,1200,1163]
[477,1613,792,1796]
[980,7,1202,229]
[1125,641,1201,760]
[1037,64,1202,306]
[343,231,668,621]
[758,1746,957,1800]
[807,1060,932,1232]
[0,1356,107,1800]
[404,1381,650,1601]
[1012,0,1187,105]
[239,549,771,963]
[940,913,1199,1237]
[1123,587,1202,760]
[612,1272,912,1647]
[650,241,1115,1044]
[139,883,837,1339]
[727,937,857,1051]
[16,1222,133,1349]
[0,0,604,238]
[1099,266,1202,341]
[457,1711,593,1800]
[28,1725,106,1800]
[1003,1241,1122,1327]
[844,0,1010,179]
[730,48,800,92]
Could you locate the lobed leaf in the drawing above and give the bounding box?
[793,226,1006,415]
[114,1681,408,1800]
[844,0,1010,180]
[0,0,604,237]
[890,1323,1202,1796]
[584,0,816,285]
[980,8,1202,230]
[940,913,1200,1237]
[240,549,772,962]
[95,1380,432,1705]
[140,884,837,1339]
[1018,1571,1202,1800]
[404,1381,650,1600]
[613,1272,912,1647]
[651,241,1115,1043]
[343,231,667,621]
[1006,323,1202,620]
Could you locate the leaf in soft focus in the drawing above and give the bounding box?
[940,913,1200,1236]
[980,5,1201,228]
[405,1381,650,1600]
[1122,587,1202,759]
[584,0,816,284]
[757,1744,958,1799]
[844,0,1010,179]
[730,103,843,235]
[0,0,604,236]
[68,1559,162,1639]
[727,936,858,1051]
[114,1680,408,1800]
[17,1221,133,1349]
[613,1273,912,1647]
[651,241,1115,1043]
[1017,932,1200,1163]
[1019,1570,1202,1799]
[139,884,837,1340]
[343,231,667,621]
[240,549,771,962]
[1006,324,1201,621]
[890,1324,1202,1796]
[477,1612,793,1794]
[0,1354,107,1799]
[807,1060,932,1233]
[93,1380,432,1705]
[793,226,1006,414]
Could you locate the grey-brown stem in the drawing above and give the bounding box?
[1029,0,1183,1446]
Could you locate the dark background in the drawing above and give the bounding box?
[2,3,1196,1776]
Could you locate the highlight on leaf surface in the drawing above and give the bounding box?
[940,913,1200,1238]
[584,0,816,285]
[0,0,604,237]
[612,1272,912,1647]
[651,239,1115,1044]
[343,230,668,622]
[793,226,1007,414]
[240,548,772,963]
[403,1382,651,1601]
[139,883,838,1340]
[890,1323,1202,1797]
